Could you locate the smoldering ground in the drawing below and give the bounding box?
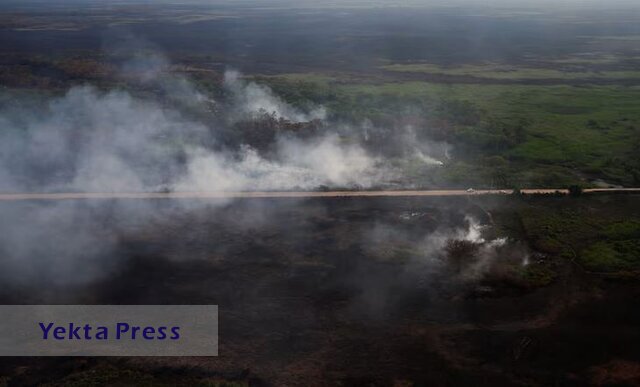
[0,198,528,314]
[0,41,513,300]
[3,196,638,387]
[0,198,543,387]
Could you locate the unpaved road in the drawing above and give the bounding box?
[0,188,638,201]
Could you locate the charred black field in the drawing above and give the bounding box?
[1,194,640,386]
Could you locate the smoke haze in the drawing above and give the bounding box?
[0,42,497,295]
[0,51,395,194]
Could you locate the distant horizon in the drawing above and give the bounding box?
[2,0,639,10]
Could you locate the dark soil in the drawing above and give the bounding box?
[0,196,639,386]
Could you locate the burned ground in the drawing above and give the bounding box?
[0,195,639,386]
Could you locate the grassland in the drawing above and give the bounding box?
[259,73,640,188]
[380,62,640,80]
[503,194,640,275]
[3,53,639,189]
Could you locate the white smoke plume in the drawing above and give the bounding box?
[365,215,521,282]
[0,45,397,288]
[223,70,326,123]
[402,126,448,166]
[0,41,459,291]
[177,135,388,191]
[0,79,387,194]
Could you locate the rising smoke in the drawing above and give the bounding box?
[223,70,326,123]
[0,41,489,293]
[0,67,388,194]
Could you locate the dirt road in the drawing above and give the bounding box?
[0,188,638,201]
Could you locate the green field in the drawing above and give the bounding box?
[502,195,640,275]
[256,73,640,188]
[380,62,640,80]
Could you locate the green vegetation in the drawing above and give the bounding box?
[4,48,640,190]
[520,263,557,287]
[581,240,640,272]
[380,62,640,80]
[259,75,640,188]
[5,57,639,189]
[510,196,640,275]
